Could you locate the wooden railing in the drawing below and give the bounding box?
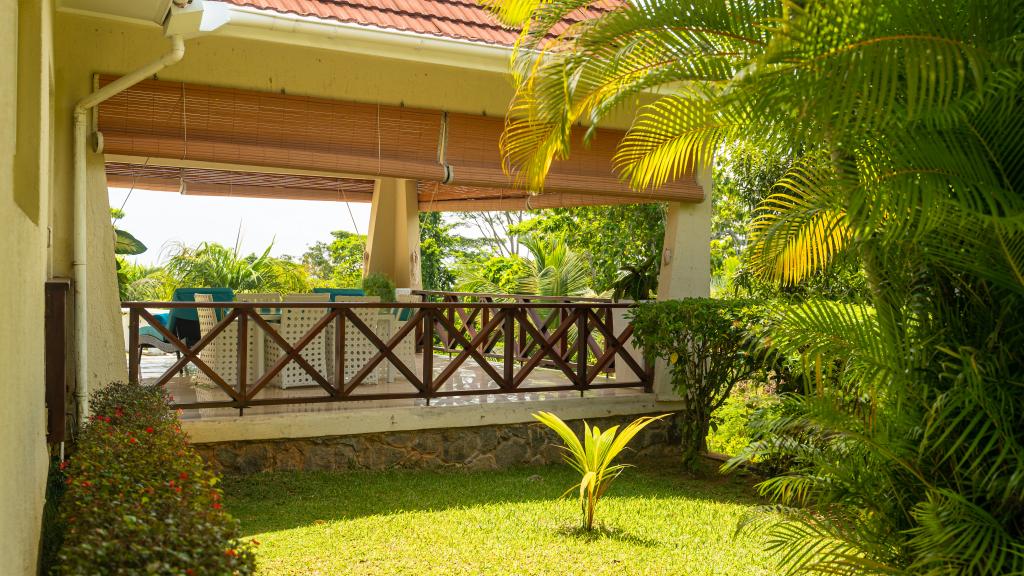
[125,298,650,415]
[412,291,628,367]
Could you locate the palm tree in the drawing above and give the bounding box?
[455,235,591,297]
[485,1,1024,574]
[163,240,310,294]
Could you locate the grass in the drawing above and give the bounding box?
[223,463,774,575]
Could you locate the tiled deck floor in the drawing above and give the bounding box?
[139,351,647,420]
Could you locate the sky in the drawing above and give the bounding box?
[109,187,373,266]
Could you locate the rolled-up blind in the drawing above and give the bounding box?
[97,75,446,182]
[97,76,703,205]
[443,113,702,202]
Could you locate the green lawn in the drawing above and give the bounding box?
[223,463,773,575]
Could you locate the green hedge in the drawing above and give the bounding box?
[54,383,255,575]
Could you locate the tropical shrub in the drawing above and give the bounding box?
[486,0,1024,572]
[164,240,311,294]
[361,272,396,302]
[533,411,667,531]
[706,382,780,457]
[54,382,255,575]
[630,299,760,470]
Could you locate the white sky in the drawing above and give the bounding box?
[109,187,373,266]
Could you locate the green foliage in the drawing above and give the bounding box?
[533,411,668,531]
[456,254,530,295]
[517,235,591,297]
[630,299,760,470]
[301,230,365,288]
[361,272,396,302]
[116,257,173,301]
[516,204,666,294]
[492,0,1024,572]
[419,212,457,291]
[164,240,311,294]
[54,382,254,575]
[706,383,780,457]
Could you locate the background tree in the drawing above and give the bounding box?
[515,204,666,294]
[300,230,366,287]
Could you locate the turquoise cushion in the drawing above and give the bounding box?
[313,287,365,301]
[138,324,167,342]
[169,287,235,325]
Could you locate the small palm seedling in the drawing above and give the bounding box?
[533,411,668,531]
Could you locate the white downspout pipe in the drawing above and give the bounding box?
[73,35,185,426]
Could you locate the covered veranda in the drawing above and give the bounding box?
[56,0,712,441]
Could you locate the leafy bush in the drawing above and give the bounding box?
[54,382,255,575]
[630,298,761,470]
[361,272,396,302]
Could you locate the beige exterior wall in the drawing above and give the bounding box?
[1,1,54,574]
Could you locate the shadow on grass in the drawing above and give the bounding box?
[222,461,761,535]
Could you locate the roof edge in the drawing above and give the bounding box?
[214,2,514,74]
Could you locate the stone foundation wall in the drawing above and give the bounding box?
[194,414,681,474]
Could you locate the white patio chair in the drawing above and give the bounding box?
[330,295,385,388]
[266,293,332,389]
[388,295,421,384]
[193,293,259,398]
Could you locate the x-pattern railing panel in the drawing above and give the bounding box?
[125,296,650,415]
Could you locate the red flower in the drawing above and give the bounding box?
[185,570,195,576]
[212,502,222,510]
[179,472,188,480]
[129,437,138,444]
[224,548,238,557]
[59,460,68,470]
[81,480,92,488]
[115,408,124,417]
[145,427,154,434]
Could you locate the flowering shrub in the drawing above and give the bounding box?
[54,382,255,575]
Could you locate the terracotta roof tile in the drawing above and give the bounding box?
[225,0,618,47]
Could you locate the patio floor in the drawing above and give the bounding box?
[139,351,648,420]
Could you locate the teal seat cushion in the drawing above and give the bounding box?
[138,324,167,342]
[313,287,365,300]
[169,287,235,325]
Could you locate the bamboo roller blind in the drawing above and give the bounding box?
[97,75,703,207]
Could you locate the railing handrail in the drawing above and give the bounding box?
[412,290,629,304]
[122,300,637,309]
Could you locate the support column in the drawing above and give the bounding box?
[365,177,421,289]
[653,167,713,401]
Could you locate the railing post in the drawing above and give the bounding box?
[503,309,514,389]
[422,307,434,404]
[576,307,588,394]
[334,309,345,395]
[128,307,140,385]
[237,308,248,416]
